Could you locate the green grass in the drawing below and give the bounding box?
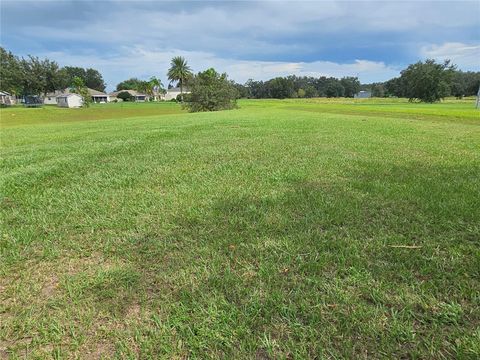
[1,99,479,359]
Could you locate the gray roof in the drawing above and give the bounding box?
[109,89,147,97]
[57,93,82,98]
[88,88,107,96]
[46,88,107,97]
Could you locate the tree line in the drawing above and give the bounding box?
[234,76,361,99]
[2,45,479,104]
[0,47,106,96]
[364,60,480,102]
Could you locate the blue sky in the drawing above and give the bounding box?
[1,0,479,91]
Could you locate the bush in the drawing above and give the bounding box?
[117,91,134,102]
[184,68,238,112]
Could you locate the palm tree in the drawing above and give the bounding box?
[148,76,165,101]
[167,56,192,101]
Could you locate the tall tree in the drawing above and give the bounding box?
[399,59,455,102]
[0,47,23,95]
[167,56,193,101]
[340,77,361,97]
[20,56,47,96]
[61,66,106,92]
[148,76,165,99]
[116,78,144,91]
[84,68,106,92]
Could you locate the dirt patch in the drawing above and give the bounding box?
[82,340,115,360]
[65,252,126,277]
[125,303,141,321]
[41,275,59,298]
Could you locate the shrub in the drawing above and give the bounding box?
[183,68,238,112]
[117,91,134,102]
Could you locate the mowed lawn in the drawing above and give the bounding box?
[1,99,479,359]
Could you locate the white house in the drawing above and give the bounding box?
[44,90,65,105]
[0,91,15,106]
[57,93,83,108]
[164,87,190,101]
[44,88,109,104]
[354,90,372,99]
[89,88,110,103]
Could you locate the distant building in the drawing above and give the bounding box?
[0,91,16,106]
[109,89,148,102]
[164,87,190,101]
[57,93,83,108]
[89,88,110,103]
[44,90,65,105]
[354,90,372,99]
[44,88,110,104]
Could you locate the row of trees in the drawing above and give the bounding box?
[365,60,480,102]
[0,47,106,96]
[236,76,361,99]
[2,46,479,104]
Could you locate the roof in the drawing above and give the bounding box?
[87,88,107,96]
[0,91,12,96]
[57,93,82,98]
[46,87,107,97]
[109,89,147,97]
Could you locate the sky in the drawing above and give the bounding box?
[1,0,479,91]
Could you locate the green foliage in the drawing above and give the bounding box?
[266,77,295,99]
[0,47,106,96]
[450,71,480,99]
[184,68,238,112]
[340,76,361,97]
[148,76,165,97]
[61,66,106,92]
[167,56,193,98]
[116,78,144,91]
[372,83,386,97]
[117,91,135,102]
[70,76,91,107]
[0,47,23,95]
[325,79,345,97]
[246,76,358,99]
[400,59,455,102]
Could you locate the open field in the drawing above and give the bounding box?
[1,99,479,358]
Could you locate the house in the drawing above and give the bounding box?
[164,87,190,101]
[109,89,148,102]
[0,91,15,106]
[89,88,110,103]
[57,93,83,108]
[44,88,109,104]
[354,90,372,99]
[44,90,65,105]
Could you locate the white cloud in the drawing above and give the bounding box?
[420,42,480,69]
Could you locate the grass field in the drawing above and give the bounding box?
[1,99,479,359]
